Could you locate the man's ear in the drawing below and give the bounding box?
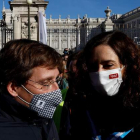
[7,82,18,97]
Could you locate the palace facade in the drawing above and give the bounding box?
[1,0,140,53]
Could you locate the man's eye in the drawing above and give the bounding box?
[40,81,50,85]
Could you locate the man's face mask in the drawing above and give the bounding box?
[89,67,124,96]
[18,85,62,119]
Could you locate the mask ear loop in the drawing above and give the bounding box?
[21,85,34,96]
[17,95,30,105]
[119,65,125,78]
[113,67,124,95]
[16,85,35,105]
[121,65,125,70]
[118,65,124,83]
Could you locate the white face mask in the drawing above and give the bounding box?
[18,85,62,118]
[89,67,124,96]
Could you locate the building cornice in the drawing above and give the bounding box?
[121,7,140,22]
[9,1,49,10]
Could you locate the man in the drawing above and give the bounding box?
[0,39,63,140]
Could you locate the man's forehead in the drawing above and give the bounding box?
[31,66,59,80]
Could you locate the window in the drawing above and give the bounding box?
[54,29,58,33]
[63,29,67,33]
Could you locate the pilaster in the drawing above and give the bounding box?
[13,15,21,39]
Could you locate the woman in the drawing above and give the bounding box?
[84,31,140,140]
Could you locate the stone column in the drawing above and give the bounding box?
[78,28,80,45]
[59,29,61,50]
[76,26,80,51]
[87,26,89,42]
[85,28,87,45]
[50,30,52,47]
[13,15,21,39]
[67,29,70,49]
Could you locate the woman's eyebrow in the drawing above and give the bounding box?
[101,60,116,63]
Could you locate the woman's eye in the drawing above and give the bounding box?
[103,64,113,68]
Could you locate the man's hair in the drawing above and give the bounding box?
[84,30,140,107]
[0,39,63,93]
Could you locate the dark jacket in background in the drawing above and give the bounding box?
[0,93,59,140]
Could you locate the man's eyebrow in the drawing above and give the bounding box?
[38,74,60,83]
[37,76,54,83]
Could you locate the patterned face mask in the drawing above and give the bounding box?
[18,85,62,118]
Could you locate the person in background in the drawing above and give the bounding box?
[60,51,89,140]
[62,48,69,73]
[84,31,140,140]
[63,48,69,55]
[66,51,87,98]
[53,48,69,137]
[0,39,63,140]
[53,71,69,134]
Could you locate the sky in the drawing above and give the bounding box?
[0,0,140,19]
